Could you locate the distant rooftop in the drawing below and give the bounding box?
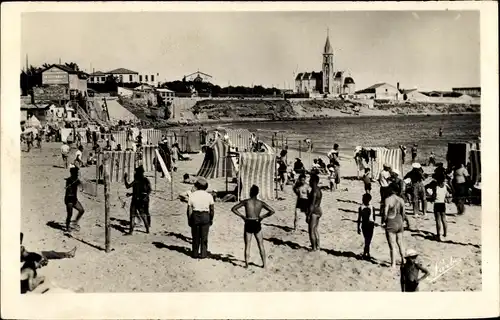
[107,68,139,75]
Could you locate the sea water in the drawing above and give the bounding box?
[223,114,480,162]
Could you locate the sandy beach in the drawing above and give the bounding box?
[21,142,481,292]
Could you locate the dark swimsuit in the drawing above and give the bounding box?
[244,219,262,234]
[296,198,309,213]
[20,265,37,294]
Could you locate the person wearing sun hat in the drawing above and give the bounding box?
[391,168,406,200]
[405,162,427,217]
[400,248,430,292]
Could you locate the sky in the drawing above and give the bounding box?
[21,11,480,91]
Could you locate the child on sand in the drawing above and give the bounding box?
[61,141,70,169]
[231,185,275,268]
[431,178,452,241]
[357,193,376,259]
[400,249,430,292]
[363,168,372,194]
[328,166,336,191]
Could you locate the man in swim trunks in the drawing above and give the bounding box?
[64,166,85,232]
[124,165,152,234]
[293,173,311,231]
[231,185,275,268]
[452,162,470,215]
[383,182,410,268]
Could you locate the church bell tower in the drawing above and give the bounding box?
[322,29,334,94]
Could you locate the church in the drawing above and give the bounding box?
[294,32,355,96]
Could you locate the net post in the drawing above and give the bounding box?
[95,152,99,197]
[237,156,241,202]
[170,152,174,201]
[275,155,279,200]
[299,140,302,158]
[154,147,157,192]
[103,153,111,253]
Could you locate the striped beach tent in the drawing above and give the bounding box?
[469,150,481,185]
[109,131,128,150]
[196,138,236,179]
[75,128,88,144]
[368,147,403,179]
[177,130,201,153]
[447,141,480,168]
[141,128,163,146]
[100,151,139,183]
[141,145,157,172]
[224,129,253,152]
[238,152,276,201]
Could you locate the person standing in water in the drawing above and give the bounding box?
[411,144,418,163]
[383,182,410,268]
[64,166,86,232]
[231,185,275,268]
[293,173,311,231]
[439,127,443,137]
[307,173,323,251]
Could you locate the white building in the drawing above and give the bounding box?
[355,83,399,100]
[89,68,160,87]
[157,88,175,102]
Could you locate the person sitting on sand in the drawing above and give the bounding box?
[400,249,429,292]
[293,173,311,231]
[64,166,86,232]
[231,185,275,268]
[383,182,410,268]
[183,173,197,184]
[21,252,48,294]
[311,159,321,170]
[307,173,323,251]
[86,153,97,166]
[114,144,122,151]
[357,193,376,259]
[124,165,152,235]
[363,168,372,194]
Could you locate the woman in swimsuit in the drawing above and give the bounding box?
[21,252,48,294]
[307,173,323,251]
[383,182,410,268]
[293,173,311,231]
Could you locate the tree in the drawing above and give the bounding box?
[65,62,79,71]
[104,74,118,93]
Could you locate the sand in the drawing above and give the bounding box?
[21,142,481,292]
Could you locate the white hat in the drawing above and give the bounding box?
[412,162,421,169]
[354,146,362,153]
[329,167,335,172]
[405,249,418,258]
[404,178,411,184]
[392,169,400,176]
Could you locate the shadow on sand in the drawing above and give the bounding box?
[263,223,307,233]
[46,221,105,251]
[411,233,480,249]
[264,237,380,265]
[162,231,192,244]
[152,242,245,268]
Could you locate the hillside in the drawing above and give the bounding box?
[114,97,480,127]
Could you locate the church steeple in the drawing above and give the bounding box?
[323,28,333,54]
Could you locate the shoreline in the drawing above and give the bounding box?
[161,111,480,128]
